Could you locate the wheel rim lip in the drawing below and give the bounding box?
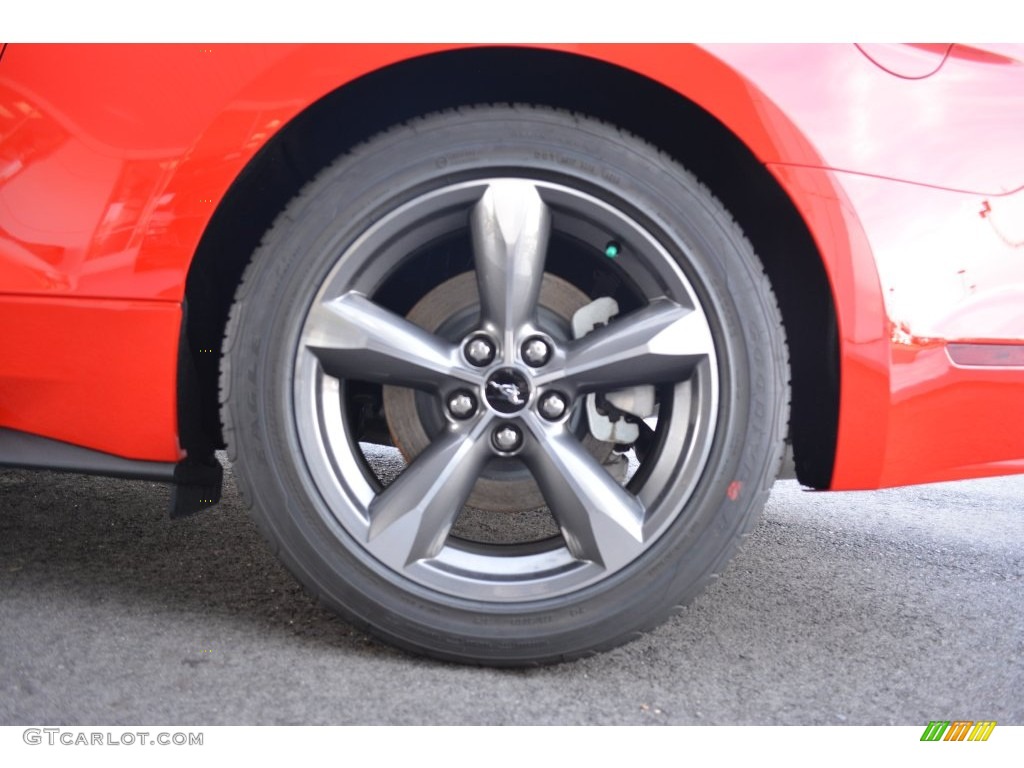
[292,177,720,602]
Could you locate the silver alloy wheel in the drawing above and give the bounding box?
[293,177,718,601]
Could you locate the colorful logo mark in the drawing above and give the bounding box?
[920,721,996,742]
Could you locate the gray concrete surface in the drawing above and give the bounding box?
[1,457,1021,725]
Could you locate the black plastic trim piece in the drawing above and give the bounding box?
[0,427,176,481]
[0,428,223,517]
[169,454,223,519]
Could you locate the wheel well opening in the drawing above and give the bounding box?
[182,45,838,488]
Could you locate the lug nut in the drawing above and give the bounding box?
[521,336,552,367]
[464,336,496,367]
[539,392,568,421]
[492,424,523,453]
[447,391,477,420]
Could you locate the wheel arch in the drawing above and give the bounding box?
[181,45,841,488]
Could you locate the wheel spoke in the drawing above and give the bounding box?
[470,180,550,348]
[522,418,645,568]
[303,292,467,390]
[558,299,713,393]
[367,417,493,566]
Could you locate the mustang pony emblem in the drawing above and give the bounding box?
[488,380,526,406]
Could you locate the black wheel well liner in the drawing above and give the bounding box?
[181,45,838,489]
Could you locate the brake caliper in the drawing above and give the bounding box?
[571,298,657,445]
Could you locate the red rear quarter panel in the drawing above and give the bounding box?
[1,43,1022,485]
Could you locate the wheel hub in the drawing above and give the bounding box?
[382,271,613,514]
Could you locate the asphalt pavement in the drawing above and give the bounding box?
[1,456,1021,725]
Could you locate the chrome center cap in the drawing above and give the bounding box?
[484,368,531,414]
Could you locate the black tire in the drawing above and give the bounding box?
[221,105,789,665]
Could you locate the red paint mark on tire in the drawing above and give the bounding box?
[726,481,742,501]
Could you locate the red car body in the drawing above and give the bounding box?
[4,42,1024,664]
[2,43,1022,491]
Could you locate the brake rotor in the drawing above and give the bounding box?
[383,271,618,513]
